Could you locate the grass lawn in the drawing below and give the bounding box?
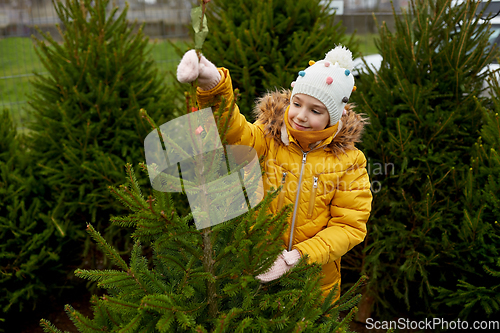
[355,33,379,56]
[1,34,378,129]
[0,37,45,127]
[0,37,187,128]
[149,38,189,81]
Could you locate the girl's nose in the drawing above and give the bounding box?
[296,109,307,121]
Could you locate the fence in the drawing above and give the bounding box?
[0,0,396,119]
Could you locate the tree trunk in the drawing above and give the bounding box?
[202,227,218,318]
[355,291,374,323]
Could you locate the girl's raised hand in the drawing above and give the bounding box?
[176,49,221,91]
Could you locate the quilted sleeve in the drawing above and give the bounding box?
[196,68,268,156]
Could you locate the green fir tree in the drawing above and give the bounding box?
[349,0,500,320]
[0,110,70,330]
[433,73,500,320]
[26,0,178,250]
[38,99,365,332]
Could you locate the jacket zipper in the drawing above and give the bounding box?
[276,172,287,211]
[288,152,308,251]
[307,177,318,219]
[288,145,325,251]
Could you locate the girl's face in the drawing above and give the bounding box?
[288,94,330,131]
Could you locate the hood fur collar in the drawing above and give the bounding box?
[252,89,368,156]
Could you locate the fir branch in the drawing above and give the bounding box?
[336,294,363,313]
[484,263,500,277]
[97,301,129,327]
[140,269,169,295]
[337,275,367,306]
[155,253,191,275]
[177,256,196,291]
[140,294,179,314]
[159,131,193,163]
[132,220,165,239]
[107,185,144,212]
[194,325,209,333]
[65,304,105,332]
[336,306,357,333]
[156,236,202,264]
[98,275,137,290]
[156,312,175,333]
[163,170,198,192]
[110,215,138,228]
[101,295,139,312]
[119,185,147,211]
[39,319,64,333]
[75,269,126,282]
[86,224,128,271]
[125,269,149,296]
[234,317,253,333]
[145,196,157,216]
[125,164,143,199]
[80,163,114,184]
[213,307,243,333]
[175,310,196,330]
[117,313,142,333]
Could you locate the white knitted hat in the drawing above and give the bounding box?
[291,45,355,126]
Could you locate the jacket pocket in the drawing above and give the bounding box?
[277,172,287,211]
[307,176,318,219]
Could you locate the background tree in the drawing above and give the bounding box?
[193,0,358,119]
[434,74,500,319]
[349,0,500,321]
[1,0,181,327]
[26,0,180,261]
[0,110,73,331]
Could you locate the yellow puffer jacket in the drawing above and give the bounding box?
[197,68,372,301]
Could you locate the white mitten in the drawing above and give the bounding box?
[256,249,301,283]
[282,249,301,266]
[176,49,221,90]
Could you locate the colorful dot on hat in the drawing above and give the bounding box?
[326,77,333,85]
[291,81,296,88]
[342,97,349,103]
[299,71,306,77]
[345,69,350,76]
[324,62,330,67]
[309,60,315,66]
[352,86,357,92]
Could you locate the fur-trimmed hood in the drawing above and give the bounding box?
[252,89,368,156]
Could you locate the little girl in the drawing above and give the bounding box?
[177,45,372,302]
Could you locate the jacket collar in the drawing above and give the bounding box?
[253,89,368,156]
[280,119,343,148]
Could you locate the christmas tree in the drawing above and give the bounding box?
[349,0,500,320]
[26,0,178,249]
[434,72,500,320]
[0,110,69,328]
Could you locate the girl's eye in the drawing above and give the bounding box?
[293,102,300,107]
[312,109,320,114]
